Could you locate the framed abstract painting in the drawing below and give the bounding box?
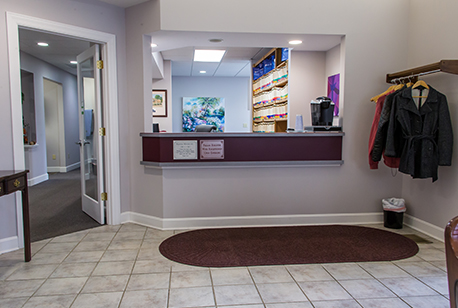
[182,97,225,132]
[327,74,340,117]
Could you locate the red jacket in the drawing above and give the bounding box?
[369,92,400,169]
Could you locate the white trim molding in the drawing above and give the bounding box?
[120,211,384,230]
[121,212,446,242]
[66,162,81,172]
[0,236,19,255]
[27,173,49,186]
[46,162,79,173]
[404,214,445,242]
[6,12,121,230]
[47,167,66,173]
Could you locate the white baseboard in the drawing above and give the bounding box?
[120,212,446,242]
[28,173,49,186]
[47,166,66,173]
[47,162,80,174]
[403,214,445,242]
[120,211,384,230]
[120,212,163,229]
[65,162,80,172]
[0,236,19,255]
[47,166,64,173]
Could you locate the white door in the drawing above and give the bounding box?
[76,44,105,224]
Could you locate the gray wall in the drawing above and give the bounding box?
[126,0,409,222]
[289,50,327,128]
[125,0,160,216]
[401,0,458,228]
[152,60,172,132]
[171,76,251,133]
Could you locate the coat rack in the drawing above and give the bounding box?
[386,60,458,84]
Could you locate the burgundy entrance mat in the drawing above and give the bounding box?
[159,225,419,267]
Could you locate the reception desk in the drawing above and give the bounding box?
[140,132,344,168]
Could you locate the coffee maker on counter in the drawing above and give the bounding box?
[305,96,341,132]
[311,96,334,126]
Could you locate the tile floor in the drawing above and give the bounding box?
[0,223,450,308]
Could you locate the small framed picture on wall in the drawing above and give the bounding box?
[152,89,167,117]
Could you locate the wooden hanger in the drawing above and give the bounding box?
[370,85,396,103]
[412,80,429,98]
[412,79,429,89]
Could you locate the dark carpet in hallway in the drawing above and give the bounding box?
[29,169,100,242]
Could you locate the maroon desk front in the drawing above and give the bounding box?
[140,132,344,167]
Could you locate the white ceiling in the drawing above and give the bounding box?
[18,1,343,78]
[161,46,268,77]
[19,28,91,75]
[153,30,343,78]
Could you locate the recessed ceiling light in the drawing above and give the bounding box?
[194,49,226,62]
[209,38,223,43]
[37,42,49,47]
[289,40,302,45]
[200,71,207,74]
[151,43,157,48]
[70,61,77,65]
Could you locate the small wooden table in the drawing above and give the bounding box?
[0,170,30,262]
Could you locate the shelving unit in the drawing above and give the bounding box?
[252,48,289,133]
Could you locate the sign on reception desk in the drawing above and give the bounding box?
[173,140,197,160]
[200,140,224,160]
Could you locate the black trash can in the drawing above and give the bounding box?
[383,210,404,229]
[382,198,406,229]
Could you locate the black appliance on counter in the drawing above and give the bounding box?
[311,96,335,126]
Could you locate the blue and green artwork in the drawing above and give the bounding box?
[182,97,225,132]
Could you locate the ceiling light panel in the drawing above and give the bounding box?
[192,62,219,76]
[194,49,226,62]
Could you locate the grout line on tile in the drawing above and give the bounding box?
[208,267,219,307]
[166,263,173,308]
[284,264,314,304]
[247,266,267,307]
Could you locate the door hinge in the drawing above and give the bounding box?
[99,127,106,136]
[101,192,108,201]
[97,60,104,69]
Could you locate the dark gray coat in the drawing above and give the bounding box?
[385,86,453,182]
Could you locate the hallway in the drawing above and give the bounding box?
[29,169,100,242]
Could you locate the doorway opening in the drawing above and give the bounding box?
[7,12,121,247]
[43,79,66,173]
[19,32,104,241]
